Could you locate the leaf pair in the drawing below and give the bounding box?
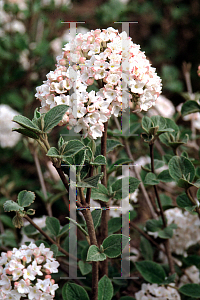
[13,105,69,139]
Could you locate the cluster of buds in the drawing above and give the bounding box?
[0,242,59,300]
[35,27,162,139]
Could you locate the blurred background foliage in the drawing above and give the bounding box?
[0,0,199,225]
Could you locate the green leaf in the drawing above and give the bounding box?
[146,218,163,232]
[157,169,173,182]
[91,184,110,202]
[23,223,38,236]
[43,105,69,132]
[0,215,14,228]
[58,224,70,237]
[77,173,103,188]
[91,209,102,230]
[140,236,153,260]
[106,139,123,153]
[66,217,88,236]
[135,261,166,284]
[144,173,160,185]
[162,273,176,285]
[12,128,40,139]
[46,216,60,237]
[151,115,166,130]
[102,234,129,258]
[91,155,106,166]
[176,193,194,209]
[13,115,42,134]
[158,226,173,239]
[181,100,200,117]
[4,200,24,212]
[62,282,89,300]
[168,156,195,183]
[78,260,92,275]
[112,177,140,200]
[50,244,58,257]
[86,245,106,262]
[46,147,60,158]
[62,140,85,156]
[142,116,152,133]
[159,194,173,209]
[17,190,35,207]
[96,139,123,156]
[98,275,113,300]
[35,240,50,248]
[108,217,122,235]
[179,283,200,298]
[107,158,133,174]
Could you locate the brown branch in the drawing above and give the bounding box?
[23,215,76,261]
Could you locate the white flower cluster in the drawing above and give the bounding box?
[165,208,200,255]
[179,265,200,287]
[0,104,21,148]
[147,95,175,119]
[0,242,59,300]
[135,283,181,300]
[35,27,162,139]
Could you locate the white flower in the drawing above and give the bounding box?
[165,208,200,255]
[28,286,42,299]
[17,279,30,294]
[23,265,36,281]
[43,259,59,273]
[135,283,181,300]
[0,105,21,148]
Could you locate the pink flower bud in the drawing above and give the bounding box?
[5,268,12,275]
[59,58,67,66]
[45,269,51,275]
[7,251,12,258]
[22,256,27,262]
[45,275,51,279]
[87,36,93,43]
[57,76,63,82]
[63,51,70,58]
[86,78,94,85]
[50,279,55,284]
[80,57,86,64]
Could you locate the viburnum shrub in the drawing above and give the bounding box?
[3,26,200,300]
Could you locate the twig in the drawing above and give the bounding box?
[23,215,76,261]
[113,116,157,219]
[79,193,98,300]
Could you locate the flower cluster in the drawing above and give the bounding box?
[0,242,59,300]
[135,283,180,300]
[147,95,175,118]
[179,265,200,287]
[35,27,162,139]
[0,104,21,148]
[165,208,200,255]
